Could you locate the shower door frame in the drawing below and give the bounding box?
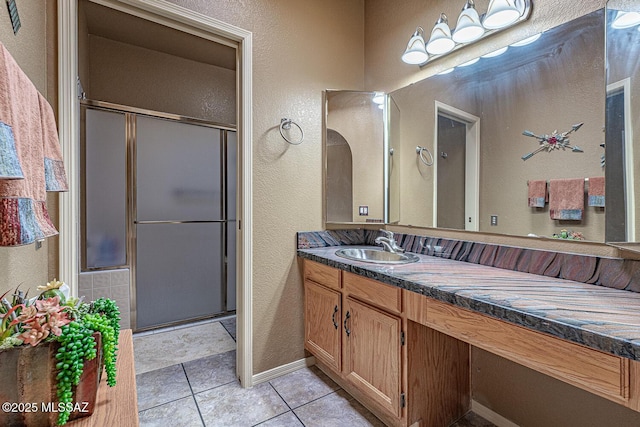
[81,100,237,330]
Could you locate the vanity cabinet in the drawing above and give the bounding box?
[304,280,341,372]
[303,260,407,425]
[343,296,403,417]
[301,250,640,425]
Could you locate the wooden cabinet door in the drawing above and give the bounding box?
[304,280,342,372]
[344,296,402,417]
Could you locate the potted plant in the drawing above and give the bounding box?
[0,280,120,426]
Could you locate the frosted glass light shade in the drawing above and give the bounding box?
[402,28,429,64]
[452,1,485,43]
[612,11,640,29]
[458,57,479,67]
[372,92,385,104]
[427,14,455,55]
[481,46,508,58]
[510,33,541,47]
[483,0,521,30]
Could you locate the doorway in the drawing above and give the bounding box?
[433,102,480,231]
[606,79,635,242]
[59,0,254,386]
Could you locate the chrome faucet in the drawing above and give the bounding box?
[375,230,405,253]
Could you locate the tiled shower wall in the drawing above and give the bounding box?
[79,269,131,330]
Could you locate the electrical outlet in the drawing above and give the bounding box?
[359,206,369,216]
[490,215,498,226]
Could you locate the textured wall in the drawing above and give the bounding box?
[87,36,236,124]
[167,0,365,374]
[0,0,53,297]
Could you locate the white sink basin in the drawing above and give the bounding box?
[335,248,419,265]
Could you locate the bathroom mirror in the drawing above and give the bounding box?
[324,90,388,224]
[605,0,640,243]
[389,9,607,241]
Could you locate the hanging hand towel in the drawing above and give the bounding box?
[0,42,68,246]
[0,121,23,179]
[549,178,584,220]
[587,176,605,207]
[528,180,547,207]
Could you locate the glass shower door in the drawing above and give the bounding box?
[135,116,223,329]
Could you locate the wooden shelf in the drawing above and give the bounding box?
[68,329,139,427]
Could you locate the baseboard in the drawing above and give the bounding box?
[252,356,316,385]
[471,400,520,427]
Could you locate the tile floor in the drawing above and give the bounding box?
[134,317,494,427]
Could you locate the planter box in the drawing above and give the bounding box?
[0,332,102,427]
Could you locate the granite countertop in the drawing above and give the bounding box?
[298,246,640,361]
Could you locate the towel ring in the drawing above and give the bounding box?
[279,118,304,145]
[416,146,434,166]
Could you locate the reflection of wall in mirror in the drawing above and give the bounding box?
[388,96,401,223]
[326,129,353,222]
[391,10,605,241]
[326,91,384,222]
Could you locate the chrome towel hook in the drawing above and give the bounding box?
[279,118,304,145]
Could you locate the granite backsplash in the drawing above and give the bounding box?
[297,230,640,293]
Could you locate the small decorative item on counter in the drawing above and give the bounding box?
[0,281,120,426]
[552,229,585,240]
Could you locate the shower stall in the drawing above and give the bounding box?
[82,101,236,331]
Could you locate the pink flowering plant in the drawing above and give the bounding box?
[0,281,120,425]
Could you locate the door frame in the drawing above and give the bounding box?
[433,101,480,231]
[57,0,254,387]
[607,78,635,242]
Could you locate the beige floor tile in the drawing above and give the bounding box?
[293,389,385,427]
[134,322,236,374]
[255,411,303,426]
[269,365,340,409]
[183,350,237,393]
[136,364,191,411]
[138,396,203,427]
[195,381,288,426]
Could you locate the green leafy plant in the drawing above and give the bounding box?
[0,282,121,426]
[552,229,585,240]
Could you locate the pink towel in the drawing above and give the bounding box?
[528,180,547,207]
[588,176,605,207]
[0,42,68,246]
[549,178,584,220]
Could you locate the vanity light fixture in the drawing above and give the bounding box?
[452,0,485,43]
[458,57,480,67]
[426,14,456,55]
[483,0,524,30]
[481,46,509,58]
[402,0,531,66]
[611,11,640,29]
[401,27,429,65]
[510,32,541,47]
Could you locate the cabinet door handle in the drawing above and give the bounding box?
[344,311,351,337]
[332,305,339,329]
